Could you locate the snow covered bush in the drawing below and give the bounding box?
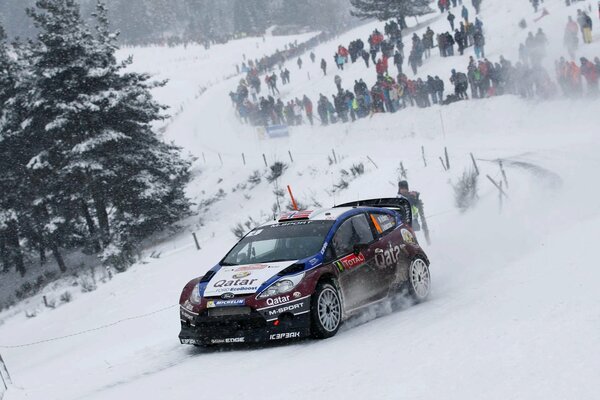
[453,169,479,212]
[60,291,72,303]
[266,162,288,183]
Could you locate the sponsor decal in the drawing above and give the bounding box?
[183,300,194,311]
[267,302,303,316]
[338,253,366,270]
[266,295,290,306]
[235,264,267,272]
[181,338,199,345]
[320,242,328,255]
[292,291,302,299]
[278,210,313,221]
[269,332,301,340]
[309,257,320,266]
[232,271,251,279]
[221,292,235,299]
[375,243,402,268]
[274,220,312,227]
[207,299,245,308]
[401,228,416,245]
[180,309,196,320]
[210,337,245,344]
[213,278,258,289]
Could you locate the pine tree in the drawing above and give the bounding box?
[350,0,432,21]
[20,0,191,271]
[0,25,29,276]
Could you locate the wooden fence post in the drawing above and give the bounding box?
[470,153,479,175]
[192,233,201,250]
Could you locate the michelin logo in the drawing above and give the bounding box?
[207,299,245,308]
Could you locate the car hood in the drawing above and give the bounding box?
[203,260,298,297]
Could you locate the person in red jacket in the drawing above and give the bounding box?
[376,56,389,76]
[302,95,314,125]
[580,57,599,95]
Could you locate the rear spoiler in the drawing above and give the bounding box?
[334,197,413,227]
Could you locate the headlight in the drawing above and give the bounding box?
[257,273,304,299]
[189,286,202,305]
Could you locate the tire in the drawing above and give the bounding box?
[407,257,431,302]
[310,282,342,339]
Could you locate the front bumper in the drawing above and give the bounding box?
[179,297,312,345]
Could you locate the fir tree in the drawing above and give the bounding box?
[0,25,29,276]
[19,0,191,271]
[350,0,432,21]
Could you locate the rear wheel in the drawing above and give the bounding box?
[408,257,431,302]
[310,282,342,339]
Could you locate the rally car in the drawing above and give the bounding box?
[179,197,431,346]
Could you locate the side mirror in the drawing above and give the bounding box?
[353,243,369,256]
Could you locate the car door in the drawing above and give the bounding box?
[331,213,380,310]
[368,211,409,290]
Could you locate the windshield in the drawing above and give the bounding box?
[221,220,334,266]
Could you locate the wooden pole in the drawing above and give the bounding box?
[192,233,201,250]
[0,353,12,386]
[367,156,379,169]
[439,157,447,171]
[218,153,223,166]
[486,175,509,199]
[262,153,268,167]
[332,149,338,164]
[287,185,299,211]
[288,150,294,163]
[444,147,450,170]
[242,153,246,165]
[470,153,479,176]
[499,160,509,189]
[400,162,407,179]
[421,145,427,167]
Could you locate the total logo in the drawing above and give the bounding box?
[341,253,365,269]
[266,295,290,306]
[375,242,402,268]
[269,332,301,340]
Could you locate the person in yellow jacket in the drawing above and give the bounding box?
[397,180,430,244]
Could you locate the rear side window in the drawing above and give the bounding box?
[370,213,397,234]
[332,214,374,256]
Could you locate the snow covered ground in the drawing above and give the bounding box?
[1,0,600,399]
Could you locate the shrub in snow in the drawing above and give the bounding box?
[453,169,479,212]
[247,170,262,186]
[231,223,246,240]
[80,277,97,293]
[100,241,137,273]
[266,162,288,183]
[60,291,73,303]
[350,163,365,177]
[334,179,349,191]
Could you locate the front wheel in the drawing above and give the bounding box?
[310,282,342,339]
[408,257,431,302]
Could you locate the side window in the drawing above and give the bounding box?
[370,213,397,234]
[332,214,374,256]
